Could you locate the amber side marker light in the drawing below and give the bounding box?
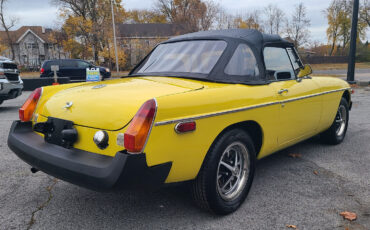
[124,99,157,154]
[19,88,42,122]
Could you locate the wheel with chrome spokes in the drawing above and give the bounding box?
[321,97,349,145]
[216,142,250,201]
[192,129,256,215]
[335,104,347,137]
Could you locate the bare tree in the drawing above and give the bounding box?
[155,0,218,32]
[325,0,342,56]
[360,0,370,27]
[214,6,234,30]
[285,3,311,48]
[264,4,285,35]
[0,0,17,60]
[199,1,220,30]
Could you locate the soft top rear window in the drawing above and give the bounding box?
[136,40,227,75]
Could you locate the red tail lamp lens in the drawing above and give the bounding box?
[175,121,196,133]
[40,68,44,74]
[19,88,42,122]
[124,99,156,153]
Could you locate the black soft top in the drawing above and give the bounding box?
[167,29,291,50]
[130,29,294,85]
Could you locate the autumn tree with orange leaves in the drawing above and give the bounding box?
[54,0,127,68]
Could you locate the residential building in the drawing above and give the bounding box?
[117,23,187,67]
[0,26,68,68]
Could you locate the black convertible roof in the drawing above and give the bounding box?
[167,29,292,48]
[130,29,295,85]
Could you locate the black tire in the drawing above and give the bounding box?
[191,129,256,215]
[320,98,349,145]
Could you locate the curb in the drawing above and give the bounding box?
[357,81,370,87]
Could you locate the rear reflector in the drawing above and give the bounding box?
[175,121,196,133]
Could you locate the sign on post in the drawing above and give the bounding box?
[86,68,101,82]
[50,65,59,84]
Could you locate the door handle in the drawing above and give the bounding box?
[278,89,289,94]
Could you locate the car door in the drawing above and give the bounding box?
[61,60,79,79]
[264,46,322,147]
[76,60,91,80]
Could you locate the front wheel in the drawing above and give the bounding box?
[191,129,256,215]
[320,98,349,145]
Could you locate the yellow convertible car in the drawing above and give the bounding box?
[8,29,352,214]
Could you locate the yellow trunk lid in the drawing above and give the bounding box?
[40,77,204,130]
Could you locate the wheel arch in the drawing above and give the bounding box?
[342,90,351,104]
[342,90,351,110]
[212,120,263,157]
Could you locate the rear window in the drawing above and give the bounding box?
[136,40,227,75]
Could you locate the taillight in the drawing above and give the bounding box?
[124,99,157,153]
[19,88,42,122]
[40,68,44,74]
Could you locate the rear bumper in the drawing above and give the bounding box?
[8,121,171,191]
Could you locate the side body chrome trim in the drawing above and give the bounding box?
[154,88,350,126]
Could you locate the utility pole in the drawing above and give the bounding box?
[347,0,359,84]
[111,0,119,74]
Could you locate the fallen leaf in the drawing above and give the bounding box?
[288,153,302,158]
[340,211,357,221]
[286,224,297,229]
[313,170,319,175]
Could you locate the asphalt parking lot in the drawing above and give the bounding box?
[0,88,369,230]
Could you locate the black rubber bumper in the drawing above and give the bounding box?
[8,121,172,191]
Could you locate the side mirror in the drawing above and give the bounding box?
[298,64,312,78]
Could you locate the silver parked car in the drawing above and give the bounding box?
[0,56,23,105]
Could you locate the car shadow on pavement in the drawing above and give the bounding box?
[30,135,348,230]
[0,106,20,113]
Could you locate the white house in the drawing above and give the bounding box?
[0,26,69,68]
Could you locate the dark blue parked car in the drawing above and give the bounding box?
[40,59,111,80]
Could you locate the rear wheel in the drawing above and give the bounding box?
[320,98,349,145]
[191,129,256,215]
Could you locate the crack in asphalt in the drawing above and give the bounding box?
[27,178,58,230]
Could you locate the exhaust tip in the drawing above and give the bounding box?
[31,167,39,173]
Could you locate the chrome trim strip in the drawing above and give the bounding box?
[154,88,350,126]
[155,101,279,126]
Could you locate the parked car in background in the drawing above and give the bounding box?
[0,56,23,105]
[9,29,352,215]
[40,59,111,80]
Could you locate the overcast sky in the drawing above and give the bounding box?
[3,0,369,43]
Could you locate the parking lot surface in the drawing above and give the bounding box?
[0,88,369,230]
